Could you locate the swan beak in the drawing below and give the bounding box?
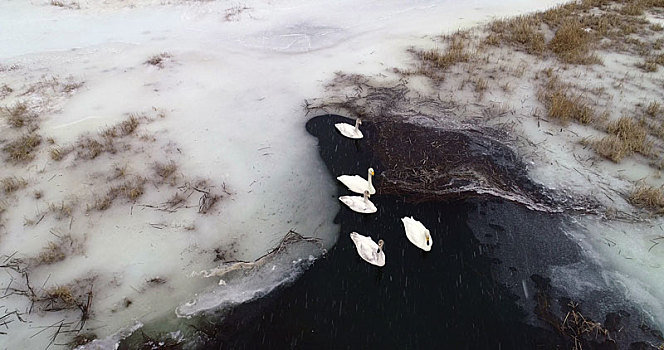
[370,170,375,176]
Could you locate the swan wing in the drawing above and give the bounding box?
[337,175,375,195]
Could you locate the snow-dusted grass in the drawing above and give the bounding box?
[1,0,581,347]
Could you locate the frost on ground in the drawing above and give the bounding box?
[4,0,644,348]
[308,0,664,341]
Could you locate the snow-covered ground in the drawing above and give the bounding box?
[6,0,664,348]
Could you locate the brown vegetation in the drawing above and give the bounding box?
[35,277,95,321]
[592,135,629,162]
[48,201,74,220]
[646,101,661,117]
[2,133,42,163]
[36,242,67,265]
[483,0,663,66]
[606,116,651,155]
[72,115,143,160]
[475,77,488,93]
[593,117,652,162]
[629,185,664,213]
[50,0,80,9]
[1,176,27,194]
[92,177,146,211]
[3,101,34,128]
[0,84,13,99]
[539,77,594,124]
[414,33,471,79]
[49,146,68,161]
[548,20,601,64]
[153,160,178,183]
[145,53,171,68]
[486,16,545,55]
[620,2,644,16]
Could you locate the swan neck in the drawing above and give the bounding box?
[354,119,360,131]
[367,170,373,188]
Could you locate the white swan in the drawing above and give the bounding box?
[350,232,385,267]
[339,190,377,214]
[334,118,363,139]
[401,216,432,251]
[337,168,376,195]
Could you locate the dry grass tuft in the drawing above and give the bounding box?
[61,81,84,93]
[45,286,78,307]
[36,277,94,315]
[486,15,546,55]
[113,178,146,200]
[154,161,178,182]
[475,77,488,93]
[415,33,471,79]
[119,114,140,136]
[3,101,34,128]
[607,116,652,155]
[109,164,128,180]
[559,301,613,349]
[75,137,110,160]
[646,101,661,117]
[620,2,645,16]
[629,185,664,213]
[48,201,74,220]
[548,20,601,64]
[2,133,42,163]
[92,177,146,211]
[539,77,594,124]
[49,146,71,161]
[74,115,142,160]
[37,242,67,265]
[92,195,113,211]
[638,59,659,72]
[145,53,171,68]
[1,176,27,194]
[592,135,629,162]
[0,84,13,99]
[50,0,80,8]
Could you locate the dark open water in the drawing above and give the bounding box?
[122,115,660,349]
[205,115,569,349]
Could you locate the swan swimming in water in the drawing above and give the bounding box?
[339,190,377,214]
[337,168,376,195]
[401,216,432,251]
[334,118,363,139]
[350,232,385,267]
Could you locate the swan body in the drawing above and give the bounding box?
[350,232,385,267]
[335,118,363,139]
[339,190,377,214]
[401,216,432,251]
[337,168,376,195]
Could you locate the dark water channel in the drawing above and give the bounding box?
[170,115,658,350]
[203,115,569,349]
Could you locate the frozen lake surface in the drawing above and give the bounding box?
[1,0,663,349]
